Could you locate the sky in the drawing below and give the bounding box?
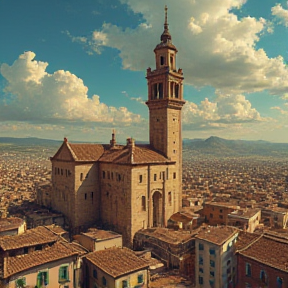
[0,0,288,143]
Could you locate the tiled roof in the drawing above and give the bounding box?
[85,247,149,278]
[235,231,261,251]
[4,242,78,278]
[196,226,238,245]
[52,140,171,164]
[100,144,171,164]
[238,235,288,272]
[0,217,24,232]
[68,143,105,161]
[0,226,58,251]
[135,227,197,244]
[81,228,121,241]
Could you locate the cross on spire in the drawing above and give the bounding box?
[161,5,171,43]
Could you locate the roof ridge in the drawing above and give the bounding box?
[236,233,264,253]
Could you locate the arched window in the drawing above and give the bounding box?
[260,270,267,284]
[175,84,179,98]
[160,56,165,65]
[102,276,107,286]
[277,277,283,288]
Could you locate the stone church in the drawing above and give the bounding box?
[50,7,185,246]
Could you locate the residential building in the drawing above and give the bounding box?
[236,232,288,288]
[0,218,26,236]
[84,247,149,288]
[195,226,239,288]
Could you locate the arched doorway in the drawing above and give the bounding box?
[153,191,162,227]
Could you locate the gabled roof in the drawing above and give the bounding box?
[4,241,79,278]
[238,234,288,272]
[51,139,172,165]
[85,247,149,278]
[100,144,172,164]
[0,226,58,251]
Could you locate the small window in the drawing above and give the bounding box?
[245,263,251,277]
[277,277,283,288]
[260,270,267,284]
[199,276,203,285]
[80,173,83,181]
[154,174,157,181]
[210,213,213,218]
[210,271,215,277]
[61,169,63,175]
[142,196,146,211]
[107,171,110,179]
[227,260,231,266]
[102,171,105,179]
[173,150,176,154]
[199,255,203,265]
[168,192,172,205]
[58,168,60,174]
[91,192,94,199]
[59,265,69,283]
[23,247,28,254]
[209,248,215,255]
[175,84,179,98]
[93,269,97,279]
[173,172,176,179]
[199,243,204,250]
[219,215,223,219]
[35,245,42,251]
[139,175,143,183]
[122,280,128,288]
[160,56,165,65]
[220,209,223,213]
[118,174,121,181]
[199,267,204,273]
[210,260,215,267]
[85,193,87,200]
[170,56,173,66]
[37,271,49,287]
[138,274,144,284]
[102,276,107,286]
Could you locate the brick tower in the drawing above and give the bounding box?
[146,6,185,210]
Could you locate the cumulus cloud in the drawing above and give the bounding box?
[73,0,288,95]
[0,51,142,125]
[272,4,288,27]
[182,93,263,130]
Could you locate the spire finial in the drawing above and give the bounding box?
[161,5,171,43]
[165,5,168,26]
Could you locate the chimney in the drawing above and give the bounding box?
[110,129,116,147]
[64,137,68,143]
[127,138,135,163]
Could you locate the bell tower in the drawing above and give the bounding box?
[146,6,185,210]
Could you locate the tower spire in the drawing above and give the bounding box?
[161,5,171,43]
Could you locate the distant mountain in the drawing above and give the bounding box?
[183,136,288,157]
[1,136,288,157]
[0,137,62,147]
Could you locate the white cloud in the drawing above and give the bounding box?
[182,93,263,130]
[0,51,142,125]
[272,4,288,27]
[75,0,288,96]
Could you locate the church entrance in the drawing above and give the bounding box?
[153,191,162,227]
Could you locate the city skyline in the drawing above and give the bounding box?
[1,0,288,143]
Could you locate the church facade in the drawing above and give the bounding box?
[50,7,185,246]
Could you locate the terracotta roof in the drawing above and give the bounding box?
[0,217,25,233]
[228,208,261,219]
[52,140,171,164]
[4,241,78,278]
[81,228,121,241]
[235,231,261,251]
[196,226,238,245]
[68,143,105,161]
[85,247,149,278]
[45,224,68,236]
[135,227,197,244]
[100,144,171,164]
[238,235,288,272]
[169,212,194,224]
[0,226,58,251]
